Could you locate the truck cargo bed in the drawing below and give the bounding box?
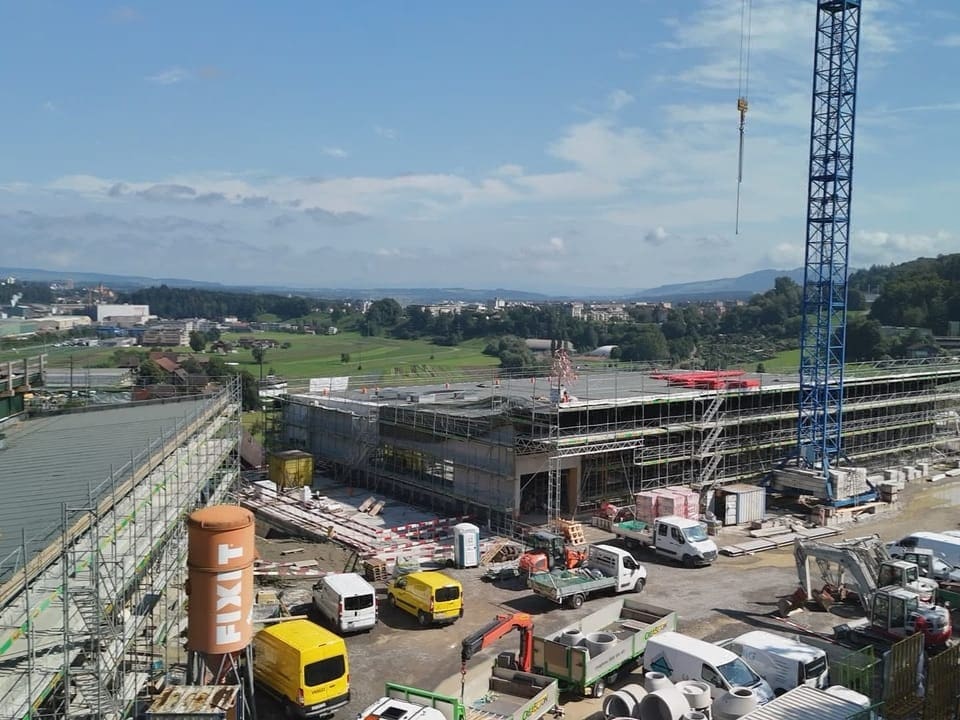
[466,669,558,720]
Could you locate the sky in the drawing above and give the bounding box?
[1,1,958,295]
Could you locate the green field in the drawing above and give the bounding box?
[10,331,500,381]
[752,348,801,373]
[215,332,500,380]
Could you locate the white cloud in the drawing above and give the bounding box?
[147,67,190,85]
[321,146,349,158]
[374,125,398,140]
[851,230,956,267]
[643,226,669,245]
[547,236,566,254]
[607,89,634,112]
[938,33,960,47]
[42,100,58,112]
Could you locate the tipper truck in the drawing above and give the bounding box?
[528,544,646,608]
[531,597,678,697]
[360,671,560,720]
[610,515,719,567]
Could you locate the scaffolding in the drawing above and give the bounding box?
[272,359,960,521]
[0,378,241,720]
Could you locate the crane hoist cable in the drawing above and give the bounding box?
[736,0,753,235]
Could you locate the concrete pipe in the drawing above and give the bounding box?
[602,684,648,720]
[712,687,759,720]
[644,671,673,693]
[585,631,618,657]
[638,686,689,720]
[618,684,648,720]
[556,629,584,646]
[675,680,712,711]
[681,712,708,720]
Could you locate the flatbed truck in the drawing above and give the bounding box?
[531,597,678,697]
[360,670,560,720]
[528,544,645,608]
[610,516,719,567]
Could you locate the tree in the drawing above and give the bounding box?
[138,359,166,385]
[189,331,206,352]
[252,345,267,381]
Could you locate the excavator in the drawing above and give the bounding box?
[460,612,535,673]
[781,537,952,650]
[517,531,585,575]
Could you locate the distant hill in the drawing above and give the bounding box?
[629,267,806,302]
[0,266,548,304]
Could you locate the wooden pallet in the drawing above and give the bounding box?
[480,540,509,566]
[363,559,389,582]
[559,521,585,546]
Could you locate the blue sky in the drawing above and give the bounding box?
[1,1,958,294]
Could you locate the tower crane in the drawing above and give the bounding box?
[795,0,868,503]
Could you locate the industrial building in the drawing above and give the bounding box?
[277,359,960,532]
[0,381,242,719]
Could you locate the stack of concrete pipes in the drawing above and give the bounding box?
[602,671,761,720]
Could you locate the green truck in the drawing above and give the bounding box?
[360,669,560,720]
[531,597,678,697]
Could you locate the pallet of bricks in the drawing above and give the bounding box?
[635,486,700,524]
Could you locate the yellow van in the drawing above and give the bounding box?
[386,570,463,626]
[253,618,350,717]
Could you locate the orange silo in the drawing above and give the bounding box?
[186,505,256,660]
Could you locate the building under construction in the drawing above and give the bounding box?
[278,359,960,530]
[0,380,242,719]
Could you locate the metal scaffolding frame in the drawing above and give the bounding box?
[0,378,241,720]
[272,360,960,520]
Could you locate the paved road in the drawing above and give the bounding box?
[254,476,960,719]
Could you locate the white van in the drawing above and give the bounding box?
[717,630,828,696]
[312,572,377,633]
[644,631,774,705]
[887,532,960,569]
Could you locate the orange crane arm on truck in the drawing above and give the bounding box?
[460,612,534,673]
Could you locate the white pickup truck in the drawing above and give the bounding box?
[611,515,718,568]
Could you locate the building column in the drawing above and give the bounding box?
[565,464,580,516]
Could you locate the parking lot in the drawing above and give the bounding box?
[253,477,960,719]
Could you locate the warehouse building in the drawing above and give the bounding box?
[278,360,960,531]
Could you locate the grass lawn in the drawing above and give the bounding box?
[215,332,500,380]
[753,348,801,373]
[19,331,500,381]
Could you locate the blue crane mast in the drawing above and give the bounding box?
[796,0,867,502]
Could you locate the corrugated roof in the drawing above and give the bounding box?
[0,398,212,574]
[738,686,870,720]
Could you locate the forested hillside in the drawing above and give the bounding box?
[851,254,960,333]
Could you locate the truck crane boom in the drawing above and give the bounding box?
[461,613,534,674]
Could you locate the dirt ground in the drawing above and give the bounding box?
[250,475,960,720]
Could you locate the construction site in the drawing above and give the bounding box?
[275,358,960,533]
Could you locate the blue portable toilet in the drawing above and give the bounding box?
[453,522,481,568]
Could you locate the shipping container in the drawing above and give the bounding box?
[268,449,314,489]
[719,483,766,526]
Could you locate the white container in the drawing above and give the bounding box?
[452,522,480,568]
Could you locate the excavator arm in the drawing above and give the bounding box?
[461,612,534,673]
[794,538,878,611]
